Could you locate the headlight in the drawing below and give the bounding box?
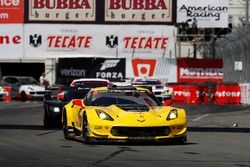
[167,109,178,120]
[96,109,114,121]
[49,106,60,113]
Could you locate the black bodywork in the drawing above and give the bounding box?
[43,86,90,127]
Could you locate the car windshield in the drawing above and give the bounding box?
[133,80,162,86]
[19,77,39,85]
[90,91,161,107]
[63,89,90,102]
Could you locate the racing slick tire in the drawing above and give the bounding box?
[21,91,27,101]
[82,113,90,143]
[62,110,71,140]
[174,136,187,145]
[43,112,53,128]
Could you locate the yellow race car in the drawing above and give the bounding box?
[62,86,187,144]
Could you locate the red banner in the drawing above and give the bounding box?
[0,0,24,23]
[214,84,241,105]
[177,58,223,83]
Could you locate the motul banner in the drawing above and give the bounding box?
[24,24,175,59]
[0,25,23,59]
[177,0,228,28]
[177,58,223,83]
[0,0,24,23]
[126,58,177,83]
[105,0,174,23]
[27,0,96,22]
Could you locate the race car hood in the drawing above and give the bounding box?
[89,105,185,126]
[20,85,45,91]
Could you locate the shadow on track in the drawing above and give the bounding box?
[0,124,61,131]
[188,127,250,133]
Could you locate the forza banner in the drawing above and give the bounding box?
[126,58,177,83]
[0,25,23,59]
[177,0,228,28]
[0,0,24,23]
[93,58,125,82]
[24,24,175,59]
[105,0,174,24]
[177,58,223,83]
[56,58,125,84]
[27,0,96,22]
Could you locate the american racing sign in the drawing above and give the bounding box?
[105,0,173,23]
[28,0,96,22]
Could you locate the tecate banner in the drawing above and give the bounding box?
[126,58,177,83]
[24,24,176,58]
[0,24,23,59]
[0,0,24,23]
[177,0,228,28]
[27,0,96,22]
[105,0,173,23]
[177,58,223,83]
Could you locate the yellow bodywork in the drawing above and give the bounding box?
[63,87,187,141]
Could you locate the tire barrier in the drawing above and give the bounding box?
[168,82,241,105]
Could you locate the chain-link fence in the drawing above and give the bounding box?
[214,23,250,83]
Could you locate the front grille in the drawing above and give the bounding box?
[154,92,162,95]
[111,126,170,137]
[30,91,46,95]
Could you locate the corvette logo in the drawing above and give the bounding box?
[30,34,42,48]
[137,119,146,123]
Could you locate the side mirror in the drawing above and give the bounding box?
[71,99,85,108]
[164,99,173,106]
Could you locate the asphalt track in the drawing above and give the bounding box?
[0,101,250,167]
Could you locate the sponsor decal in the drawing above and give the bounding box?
[177,0,228,28]
[96,72,123,79]
[215,91,240,97]
[105,0,173,23]
[0,35,21,45]
[29,34,42,48]
[60,68,86,77]
[180,68,223,78]
[100,59,120,70]
[106,35,118,48]
[124,36,168,49]
[0,0,24,23]
[132,59,156,77]
[47,35,92,48]
[28,0,96,22]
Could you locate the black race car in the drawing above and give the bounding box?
[43,86,90,127]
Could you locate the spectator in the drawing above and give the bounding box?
[39,72,49,87]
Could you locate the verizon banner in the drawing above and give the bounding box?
[24,24,175,58]
[105,0,174,23]
[56,58,125,84]
[126,58,177,83]
[177,0,228,28]
[27,0,96,22]
[177,58,223,83]
[0,25,23,59]
[0,0,24,23]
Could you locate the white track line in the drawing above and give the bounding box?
[192,114,209,121]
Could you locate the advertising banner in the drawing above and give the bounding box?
[27,0,96,22]
[177,0,228,28]
[0,0,24,23]
[105,0,174,24]
[126,58,177,83]
[177,58,223,83]
[0,25,23,59]
[56,58,125,84]
[24,24,175,59]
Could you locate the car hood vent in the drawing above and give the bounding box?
[116,104,150,112]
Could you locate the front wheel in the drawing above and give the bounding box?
[62,110,70,140]
[82,114,89,143]
[21,91,27,101]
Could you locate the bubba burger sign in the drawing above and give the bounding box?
[105,0,173,23]
[28,0,96,22]
[177,58,223,83]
